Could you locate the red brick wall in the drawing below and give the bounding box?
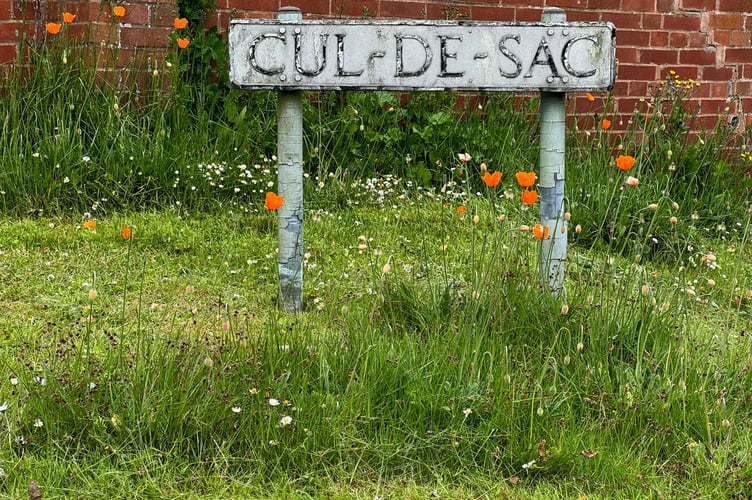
[3,0,750,129]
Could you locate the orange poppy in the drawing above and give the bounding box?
[533,224,550,240]
[83,220,96,231]
[265,192,284,211]
[121,227,132,240]
[46,22,62,35]
[177,37,190,49]
[63,12,76,23]
[113,5,126,17]
[457,205,467,215]
[586,92,595,102]
[616,155,636,171]
[515,171,536,188]
[174,17,188,29]
[601,118,612,130]
[481,171,502,188]
[521,189,539,206]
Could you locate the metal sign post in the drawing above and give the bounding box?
[229,9,616,309]
[539,7,568,295]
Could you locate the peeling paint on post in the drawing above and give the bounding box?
[276,7,304,312]
[539,7,567,295]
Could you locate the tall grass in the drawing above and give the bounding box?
[1,26,752,498]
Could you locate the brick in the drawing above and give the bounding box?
[569,11,601,22]
[0,43,15,63]
[698,98,733,112]
[669,31,689,47]
[616,46,639,63]
[121,4,150,25]
[425,3,471,20]
[0,1,10,18]
[709,82,732,97]
[471,6,516,21]
[642,13,662,29]
[731,31,752,46]
[640,48,679,64]
[228,0,279,12]
[687,32,708,47]
[607,12,644,29]
[120,26,172,47]
[588,0,620,9]
[380,1,425,19]
[332,0,379,18]
[735,81,752,95]
[718,0,748,11]
[663,14,701,31]
[620,29,652,45]
[651,30,669,46]
[515,8,542,22]
[622,0,655,10]
[709,14,744,30]
[283,0,330,16]
[679,48,717,65]
[152,2,178,27]
[726,48,752,63]
[551,0,587,7]
[702,65,735,80]
[656,0,673,10]
[681,0,716,9]
[618,63,659,79]
[660,65,698,79]
[743,64,752,79]
[712,30,732,46]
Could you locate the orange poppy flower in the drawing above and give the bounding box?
[46,22,62,35]
[533,224,550,240]
[616,155,636,171]
[481,171,502,188]
[601,118,612,130]
[265,192,284,211]
[586,92,595,102]
[121,227,132,240]
[174,17,188,29]
[63,12,76,23]
[457,205,467,215]
[521,189,539,206]
[177,37,190,49]
[113,5,126,17]
[515,171,537,188]
[83,220,96,231]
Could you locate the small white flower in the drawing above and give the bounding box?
[280,415,293,426]
[0,402,8,412]
[10,375,18,386]
[522,459,536,469]
[231,405,242,413]
[82,155,91,162]
[63,177,70,183]
[34,376,47,386]
[463,407,472,417]
[89,382,97,390]
[34,418,44,428]
[268,398,280,406]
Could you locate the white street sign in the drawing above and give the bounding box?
[230,20,616,92]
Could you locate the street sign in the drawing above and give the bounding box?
[229,20,616,92]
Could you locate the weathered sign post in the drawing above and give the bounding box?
[229,7,616,310]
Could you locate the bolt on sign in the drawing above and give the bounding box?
[229,20,616,92]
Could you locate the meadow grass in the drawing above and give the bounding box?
[1,41,752,498]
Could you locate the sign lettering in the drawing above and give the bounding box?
[230,20,616,91]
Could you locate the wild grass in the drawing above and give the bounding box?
[1,40,752,498]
